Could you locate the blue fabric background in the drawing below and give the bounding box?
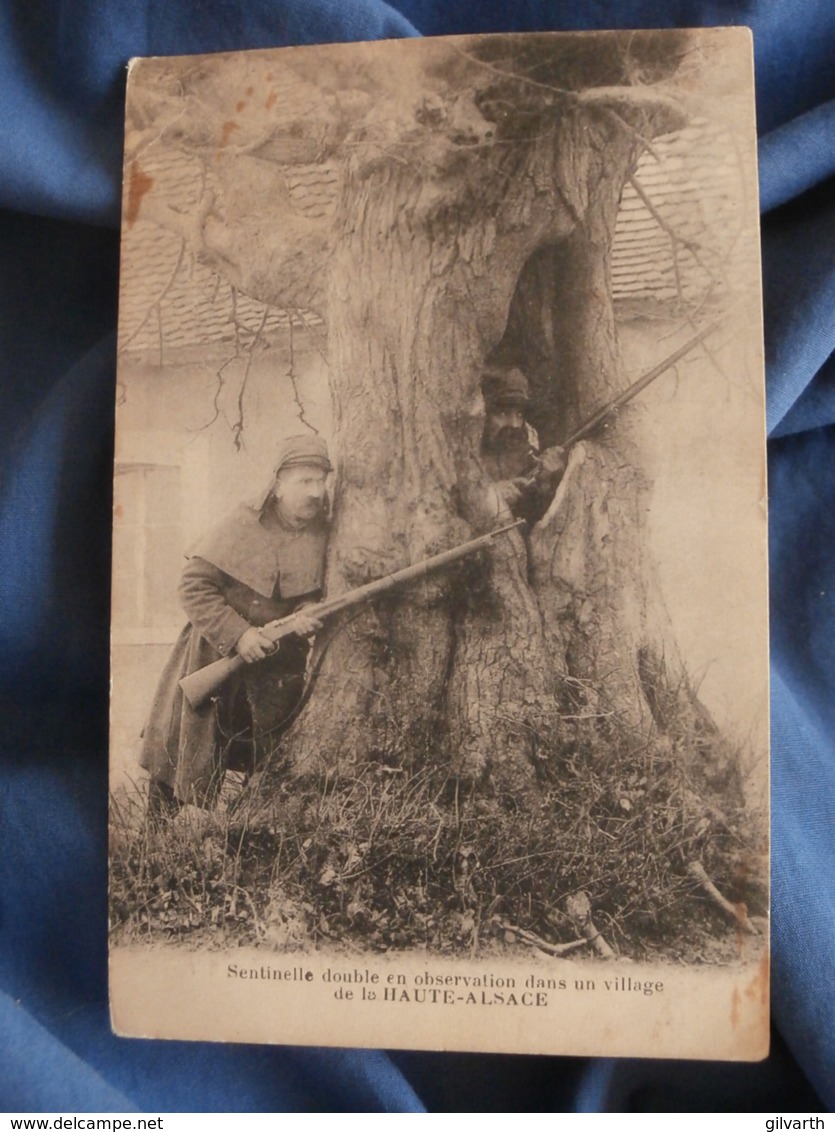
[1,0,833,1113]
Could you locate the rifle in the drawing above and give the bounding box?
[520,312,731,489]
[562,312,731,448]
[179,518,524,709]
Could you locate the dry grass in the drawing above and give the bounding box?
[110,719,766,959]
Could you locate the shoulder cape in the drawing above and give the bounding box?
[187,504,328,600]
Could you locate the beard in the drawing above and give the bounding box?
[487,425,528,452]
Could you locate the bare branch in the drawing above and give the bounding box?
[447,43,573,104]
[629,174,718,293]
[231,305,269,450]
[285,316,319,435]
[196,352,239,434]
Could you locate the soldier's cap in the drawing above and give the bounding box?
[274,434,333,474]
[482,366,529,410]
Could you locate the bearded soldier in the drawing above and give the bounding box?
[480,367,566,525]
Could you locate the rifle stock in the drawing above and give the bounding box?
[179,519,523,709]
[179,654,240,710]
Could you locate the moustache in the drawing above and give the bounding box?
[494,426,528,445]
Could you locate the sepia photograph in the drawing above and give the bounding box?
[108,28,769,1059]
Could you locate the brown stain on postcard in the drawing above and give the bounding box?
[220,121,239,147]
[125,164,154,227]
[731,953,769,1033]
[745,953,769,1010]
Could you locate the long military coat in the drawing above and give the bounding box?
[139,500,328,806]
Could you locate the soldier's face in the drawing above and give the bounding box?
[484,406,527,446]
[273,465,328,526]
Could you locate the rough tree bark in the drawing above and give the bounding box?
[125,34,738,806]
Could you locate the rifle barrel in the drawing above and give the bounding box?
[178,518,523,709]
[563,313,730,448]
[266,518,523,632]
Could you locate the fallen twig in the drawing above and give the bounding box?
[497,919,589,958]
[687,860,759,935]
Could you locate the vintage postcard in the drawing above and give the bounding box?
[109,29,769,1059]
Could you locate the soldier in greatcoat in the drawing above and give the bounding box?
[139,435,332,813]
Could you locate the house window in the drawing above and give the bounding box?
[112,462,184,644]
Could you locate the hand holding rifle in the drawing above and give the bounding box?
[180,520,523,708]
[235,627,277,664]
[236,606,324,664]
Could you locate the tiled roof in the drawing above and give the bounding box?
[119,117,749,358]
[118,146,328,356]
[611,119,755,310]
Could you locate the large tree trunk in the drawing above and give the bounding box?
[270,99,727,801]
[281,134,575,790]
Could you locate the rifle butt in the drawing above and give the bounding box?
[179,653,244,709]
